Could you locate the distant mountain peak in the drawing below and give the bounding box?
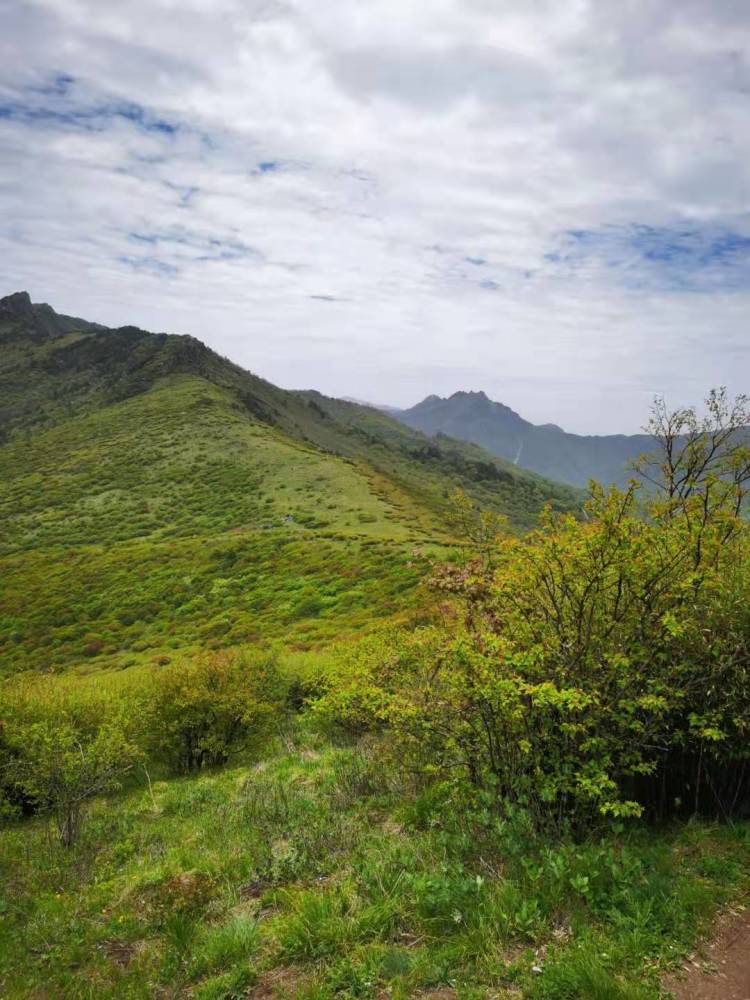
[415,390,492,408]
[0,291,34,318]
[0,290,106,343]
[442,389,527,424]
[453,389,488,400]
[397,386,655,488]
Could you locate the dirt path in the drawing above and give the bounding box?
[663,907,750,999]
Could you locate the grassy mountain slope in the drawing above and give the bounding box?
[0,378,428,674]
[0,293,581,675]
[3,295,749,1000]
[396,390,656,488]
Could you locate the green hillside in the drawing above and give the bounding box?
[0,292,581,676]
[2,293,749,1000]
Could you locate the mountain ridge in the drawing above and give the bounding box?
[0,291,582,675]
[394,389,657,487]
[0,291,580,517]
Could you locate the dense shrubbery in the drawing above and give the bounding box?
[0,681,142,844]
[6,390,750,844]
[318,393,750,829]
[144,650,286,773]
[4,390,750,994]
[0,649,288,844]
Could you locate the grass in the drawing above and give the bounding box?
[0,527,435,674]
[0,299,582,678]
[0,377,448,676]
[1,718,749,999]
[0,378,430,553]
[0,372,582,677]
[6,296,727,998]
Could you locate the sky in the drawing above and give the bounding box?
[2,0,750,433]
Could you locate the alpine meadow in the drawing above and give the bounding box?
[4,4,750,999]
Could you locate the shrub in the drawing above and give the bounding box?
[317,393,750,829]
[0,724,33,822]
[2,683,142,845]
[144,650,286,773]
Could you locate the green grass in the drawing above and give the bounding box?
[0,529,435,674]
[0,377,448,675]
[0,299,582,677]
[1,721,748,999]
[0,372,581,677]
[0,378,428,553]
[1,297,745,999]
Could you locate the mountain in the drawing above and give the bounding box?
[0,293,581,675]
[395,390,657,487]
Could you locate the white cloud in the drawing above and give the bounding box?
[1,0,750,432]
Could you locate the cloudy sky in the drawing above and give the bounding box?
[2,0,750,432]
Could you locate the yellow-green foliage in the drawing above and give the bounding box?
[1,679,142,845]
[319,471,750,827]
[0,378,425,553]
[0,376,453,676]
[0,649,288,842]
[0,531,433,675]
[143,650,285,774]
[0,361,582,676]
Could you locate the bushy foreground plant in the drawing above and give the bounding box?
[143,649,286,774]
[317,392,750,828]
[0,649,288,843]
[1,682,142,845]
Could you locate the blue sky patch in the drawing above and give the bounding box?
[31,73,76,97]
[123,230,259,267]
[550,223,750,292]
[118,255,178,277]
[0,74,183,139]
[0,97,180,137]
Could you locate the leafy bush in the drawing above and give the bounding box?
[11,718,140,846]
[317,393,750,828]
[0,724,35,822]
[144,650,286,773]
[1,682,142,845]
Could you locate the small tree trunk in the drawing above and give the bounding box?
[58,802,80,847]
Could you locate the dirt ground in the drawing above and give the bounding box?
[663,907,750,999]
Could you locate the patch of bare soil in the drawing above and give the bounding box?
[101,939,138,968]
[664,906,750,999]
[238,878,269,900]
[246,966,308,999]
